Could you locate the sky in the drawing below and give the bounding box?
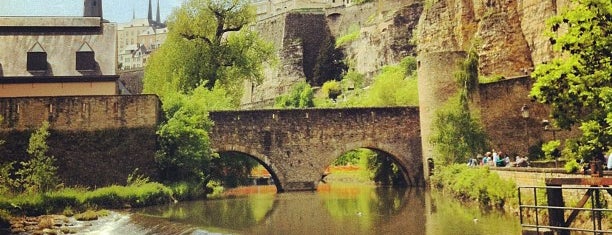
[0,0,184,23]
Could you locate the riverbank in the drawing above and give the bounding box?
[4,211,131,234]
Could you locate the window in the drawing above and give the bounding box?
[76,42,96,71]
[27,42,47,71]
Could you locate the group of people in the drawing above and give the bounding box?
[467,149,529,167]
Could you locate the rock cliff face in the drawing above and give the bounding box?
[417,0,568,77]
[242,0,567,108]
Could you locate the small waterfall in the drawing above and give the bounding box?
[90,213,223,235]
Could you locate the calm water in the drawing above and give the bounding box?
[106,185,521,235]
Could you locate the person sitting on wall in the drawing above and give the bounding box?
[495,151,506,167]
[503,154,511,167]
[467,156,478,167]
[482,152,492,165]
[516,156,529,167]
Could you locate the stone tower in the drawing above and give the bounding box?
[417,51,466,180]
[83,0,103,18]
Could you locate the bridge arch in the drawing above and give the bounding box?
[214,145,285,192]
[318,142,416,187]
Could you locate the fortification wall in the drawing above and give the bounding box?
[0,95,160,131]
[0,95,161,186]
[478,77,577,157]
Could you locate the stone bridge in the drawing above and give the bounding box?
[209,107,424,192]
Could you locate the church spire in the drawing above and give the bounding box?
[147,0,153,21]
[156,0,161,24]
[132,8,136,20]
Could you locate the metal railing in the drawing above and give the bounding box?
[518,186,612,234]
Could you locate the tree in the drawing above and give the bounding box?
[530,0,612,161]
[143,0,275,104]
[155,86,233,183]
[17,121,59,193]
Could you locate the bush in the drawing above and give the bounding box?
[431,164,516,208]
[321,80,342,100]
[564,160,581,173]
[335,25,360,48]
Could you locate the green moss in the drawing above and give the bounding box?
[74,210,99,221]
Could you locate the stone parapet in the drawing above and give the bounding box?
[0,95,161,131]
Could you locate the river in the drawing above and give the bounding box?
[95,184,521,234]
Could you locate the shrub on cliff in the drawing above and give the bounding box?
[431,164,517,208]
[274,81,315,108]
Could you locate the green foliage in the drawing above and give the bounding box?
[168,181,208,201]
[530,0,612,161]
[274,81,315,108]
[541,140,561,160]
[431,164,517,208]
[0,182,173,217]
[479,74,505,84]
[334,56,418,107]
[335,25,360,48]
[155,87,232,183]
[321,80,342,100]
[430,49,488,165]
[126,168,150,187]
[143,0,275,105]
[332,149,405,186]
[74,210,100,221]
[209,152,260,188]
[564,159,581,173]
[430,96,489,165]
[0,162,18,195]
[17,122,59,194]
[332,149,367,166]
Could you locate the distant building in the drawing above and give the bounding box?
[117,0,167,70]
[0,0,120,97]
[118,44,149,70]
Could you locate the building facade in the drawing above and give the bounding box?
[116,0,167,70]
[0,1,119,98]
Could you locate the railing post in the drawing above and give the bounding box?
[546,185,568,235]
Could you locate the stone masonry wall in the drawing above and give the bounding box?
[0,95,160,131]
[478,77,578,157]
[0,95,161,186]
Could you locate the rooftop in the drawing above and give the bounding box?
[0,17,101,28]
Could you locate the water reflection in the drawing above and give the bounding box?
[129,185,520,234]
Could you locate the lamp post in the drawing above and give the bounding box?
[521,104,530,157]
[542,119,561,168]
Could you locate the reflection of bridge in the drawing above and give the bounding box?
[209,107,424,192]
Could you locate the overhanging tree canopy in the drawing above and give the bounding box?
[530,0,612,160]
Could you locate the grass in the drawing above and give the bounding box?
[430,164,517,209]
[0,182,174,221]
